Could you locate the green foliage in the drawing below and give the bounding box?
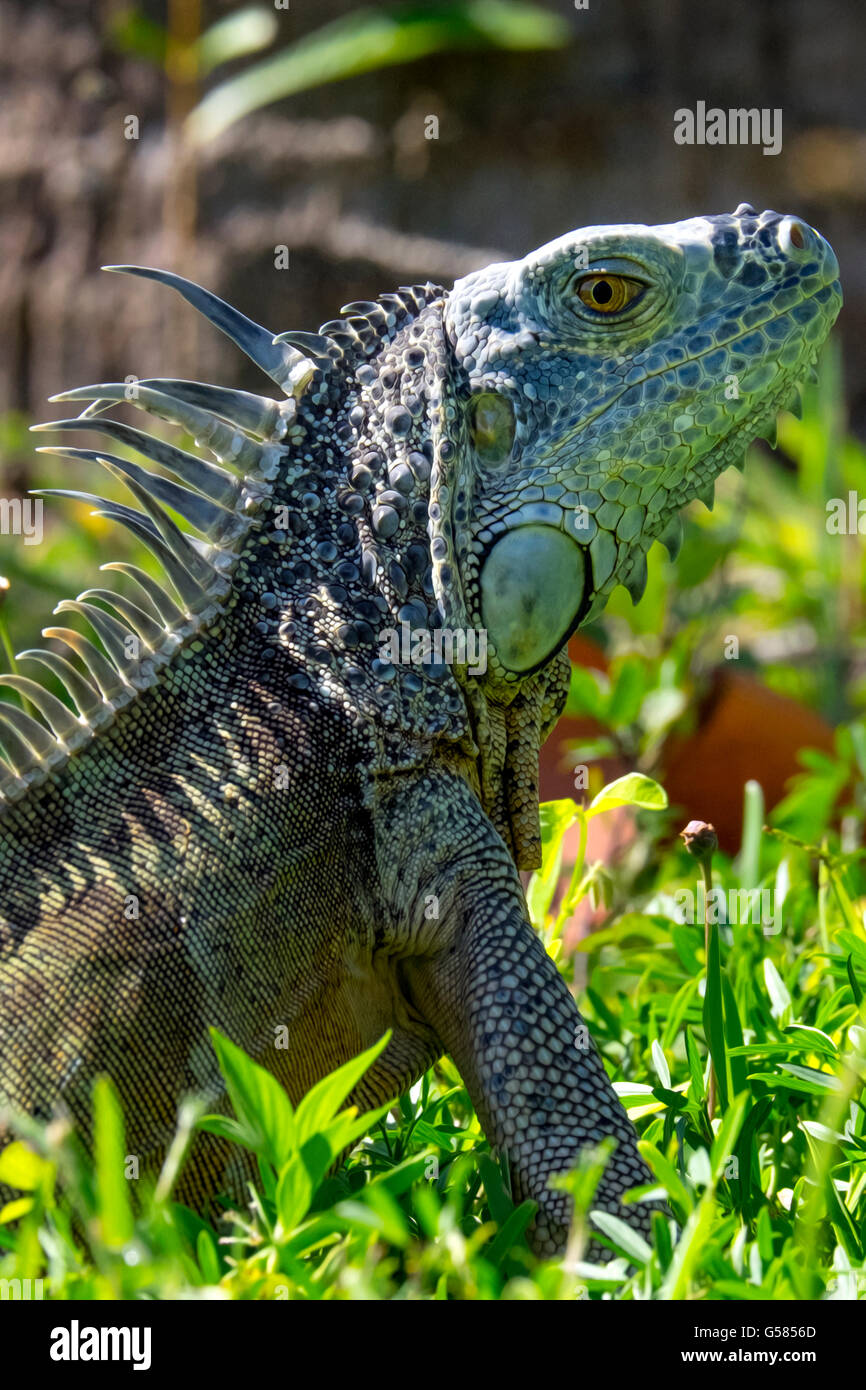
[108,2,570,147]
[527,773,668,961]
[186,2,570,145]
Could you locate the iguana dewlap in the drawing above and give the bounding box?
[0,207,841,1254]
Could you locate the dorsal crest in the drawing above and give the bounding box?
[0,267,442,804]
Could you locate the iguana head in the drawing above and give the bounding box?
[438,204,841,682]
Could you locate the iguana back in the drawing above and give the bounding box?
[0,207,841,1252]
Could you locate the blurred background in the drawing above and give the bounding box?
[0,0,864,863]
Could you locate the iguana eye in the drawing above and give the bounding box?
[576,273,644,313]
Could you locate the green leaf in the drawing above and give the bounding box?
[275,1211,345,1263]
[187,1,570,144]
[836,930,866,969]
[196,6,279,77]
[356,1183,411,1247]
[614,1083,657,1104]
[411,1119,461,1152]
[652,1207,673,1269]
[275,1154,314,1236]
[538,798,579,853]
[197,1114,248,1145]
[846,954,863,1006]
[800,1120,847,1144]
[170,1201,219,1257]
[0,1140,44,1191]
[478,1152,514,1226]
[196,1228,222,1284]
[586,772,668,818]
[334,1195,403,1244]
[736,779,764,890]
[777,1063,843,1092]
[651,1039,671,1090]
[301,1101,392,1187]
[93,1075,134,1249]
[661,977,700,1052]
[294,1032,391,1148]
[108,8,167,66]
[735,1096,773,1209]
[801,1128,863,1260]
[685,1029,706,1102]
[486,1199,536,1265]
[710,1091,749,1180]
[748,1066,843,1096]
[527,799,578,924]
[756,1204,774,1262]
[369,1152,436,1198]
[209,1028,296,1169]
[721,975,748,1098]
[702,920,729,1110]
[590,1208,652,1265]
[412,1181,443,1241]
[763,958,792,1024]
[0,1197,34,1224]
[672,923,703,975]
[659,1188,717,1299]
[783,1024,838,1058]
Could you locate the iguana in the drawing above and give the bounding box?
[0,206,841,1255]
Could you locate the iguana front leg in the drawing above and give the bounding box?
[373,770,653,1256]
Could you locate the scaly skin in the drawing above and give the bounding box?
[0,206,841,1254]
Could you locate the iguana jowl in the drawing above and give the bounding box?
[0,206,841,1254]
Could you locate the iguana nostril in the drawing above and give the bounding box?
[789,222,805,249]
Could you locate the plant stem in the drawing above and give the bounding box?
[701,857,717,1122]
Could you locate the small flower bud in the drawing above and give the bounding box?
[680,819,718,863]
